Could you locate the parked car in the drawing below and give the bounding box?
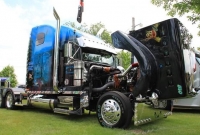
[17,84,26,89]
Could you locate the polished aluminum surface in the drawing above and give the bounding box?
[183,49,195,94]
[83,67,88,82]
[193,52,200,88]
[80,92,89,108]
[134,102,172,126]
[53,8,60,91]
[58,96,73,106]
[173,90,200,108]
[101,99,121,126]
[64,42,72,58]
[53,108,70,115]
[6,93,13,108]
[30,95,53,110]
[74,61,84,86]
[151,92,159,107]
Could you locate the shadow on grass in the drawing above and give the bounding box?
[173,108,200,114]
[15,106,97,121]
[2,106,177,135]
[8,106,177,132]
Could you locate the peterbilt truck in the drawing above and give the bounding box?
[0,7,195,128]
[0,77,10,89]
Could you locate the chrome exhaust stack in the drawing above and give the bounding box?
[53,7,60,91]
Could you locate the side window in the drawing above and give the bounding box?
[36,33,45,46]
[1,82,5,88]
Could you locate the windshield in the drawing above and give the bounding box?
[83,53,114,66]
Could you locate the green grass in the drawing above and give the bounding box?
[0,108,200,135]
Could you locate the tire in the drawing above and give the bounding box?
[97,91,132,129]
[0,90,5,108]
[5,91,16,109]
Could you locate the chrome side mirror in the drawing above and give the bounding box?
[64,42,73,58]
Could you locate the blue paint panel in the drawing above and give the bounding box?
[65,64,74,86]
[59,25,104,49]
[28,25,55,90]
[65,65,74,75]
[59,26,84,49]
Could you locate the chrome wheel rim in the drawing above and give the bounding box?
[101,99,121,126]
[6,93,13,108]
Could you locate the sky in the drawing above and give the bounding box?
[0,0,200,84]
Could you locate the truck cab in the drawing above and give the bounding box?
[0,77,10,89]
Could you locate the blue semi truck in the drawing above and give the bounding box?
[0,8,196,128]
[0,77,10,89]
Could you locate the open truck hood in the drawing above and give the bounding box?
[112,18,195,99]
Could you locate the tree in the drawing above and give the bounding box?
[64,21,88,32]
[0,65,18,87]
[88,22,112,44]
[117,50,131,69]
[65,21,112,44]
[151,0,200,36]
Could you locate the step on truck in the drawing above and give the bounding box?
[0,8,195,128]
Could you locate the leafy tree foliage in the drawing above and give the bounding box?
[117,50,131,69]
[179,21,193,49]
[0,65,18,87]
[65,21,112,44]
[151,0,200,35]
[65,21,88,32]
[88,22,112,44]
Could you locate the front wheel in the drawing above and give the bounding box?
[97,91,132,129]
[5,91,16,109]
